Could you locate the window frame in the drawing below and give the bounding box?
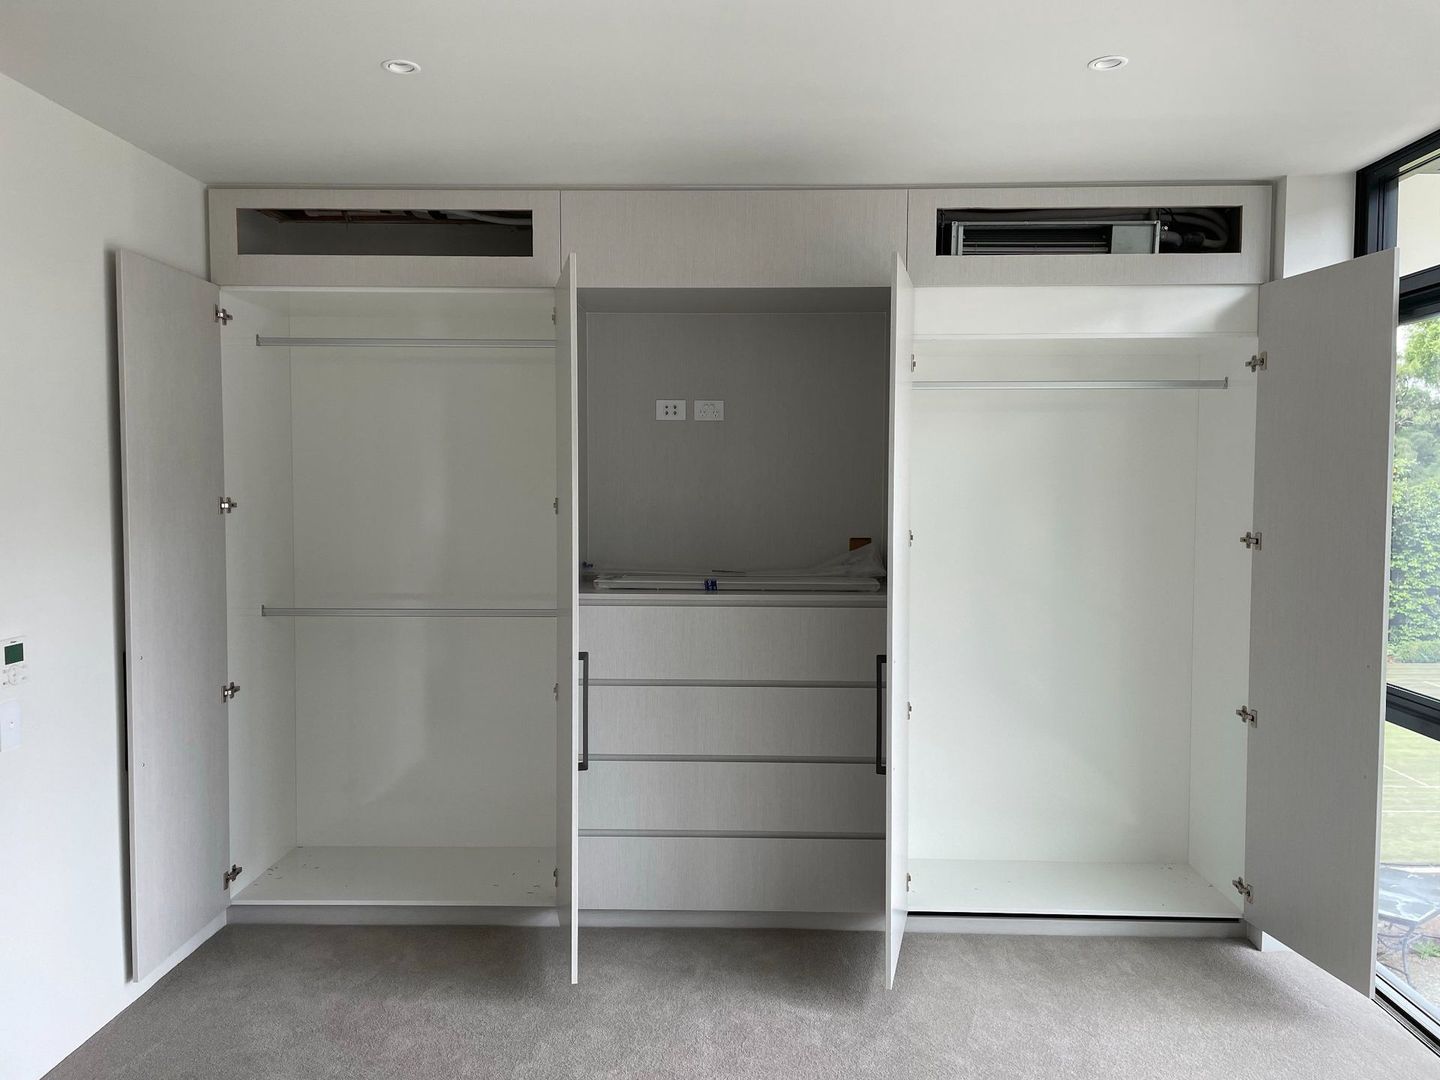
[1356,125,1440,322]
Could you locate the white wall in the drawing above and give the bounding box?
[0,73,207,1080]
[1273,174,1354,278]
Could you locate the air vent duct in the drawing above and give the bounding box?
[936,206,1242,257]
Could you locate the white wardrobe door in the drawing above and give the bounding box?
[1246,249,1398,995]
[115,251,228,980]
[885,254,914,989]
[555,254,581,983]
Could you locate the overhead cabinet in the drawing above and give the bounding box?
[559,188,908,287]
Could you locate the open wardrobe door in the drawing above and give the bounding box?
[115,250,229,980]
[555,254,581,983]
[1244,249,1399,994]
[884,254,914,988]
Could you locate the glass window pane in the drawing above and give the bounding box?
[1388,314,1440,695]
[1377,721,1440,1016]
[1398,161,1440,278]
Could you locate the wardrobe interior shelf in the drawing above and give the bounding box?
[230,846,557,907]
[578,585,887,609]
[906,860,1243,920]
[260,605,558,618]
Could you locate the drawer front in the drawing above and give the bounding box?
[581,606,884,682]
[580,836,883,912]
[589,685,876,760]
[581,761,882,834]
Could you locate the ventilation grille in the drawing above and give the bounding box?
[936,206,1242,257]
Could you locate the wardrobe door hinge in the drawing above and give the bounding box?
[908,530,914,547]
[553,497,559,515]
[906,872,912,892]
[215,306,233,325]
[553,683,559,700]
[1240,531,1262,550]
[551,308,557,325]
[1246,351,1267,373]
[1232,877,1253,903]
[219,496,239,514]
[1236,706,1257,728]
[553,867,559,884]
[910,354,916,373]
[222,863,243,889]
[222,681,240,703]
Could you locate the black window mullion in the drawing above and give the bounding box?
[1387,684,1440,742]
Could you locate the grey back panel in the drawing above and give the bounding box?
[116,250,227,980]
[1246,249,1398,994]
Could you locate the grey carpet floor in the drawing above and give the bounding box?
[44,926,1440,1080]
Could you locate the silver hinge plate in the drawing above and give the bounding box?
[219,496,238,514]
[553,683,559,699]
[222,863,243,889]
[215,306,233,325]
[1236,706,1257,728]
[553,497,559,515]
[1233,876,1253,903]
[222,681,240,703]
[910,354,916,373]
[553,867,559,884]
[906,872,912,892]
[908,530,914,547]
[1240,531,1262,550]
[1246,351,1267,373]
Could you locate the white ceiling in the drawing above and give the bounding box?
[1,0,1438,187]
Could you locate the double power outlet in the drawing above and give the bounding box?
[656,399,724,422]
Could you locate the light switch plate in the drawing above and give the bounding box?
[694,399,724,421]
[656,399,686,420]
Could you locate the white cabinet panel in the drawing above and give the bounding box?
[560,189,907,287]
[208,188,561,286]
[116,251,228,980]
[906,185,1271,287]
[581,836,883,911]
[556,256,581,982]
[1245,250,1398,995]
[581,761,883,834]
[884,255,913,988]
[588,685,875,759]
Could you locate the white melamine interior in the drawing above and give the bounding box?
[221,295,297,897]
[223,287,560,906]
[581,290,890,575]
[907,287,1256,919]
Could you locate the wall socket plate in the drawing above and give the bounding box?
[694,399,724,421]
[656,399,686,420]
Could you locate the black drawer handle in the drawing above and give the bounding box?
[875,654,886,775]
[578,650,590,772]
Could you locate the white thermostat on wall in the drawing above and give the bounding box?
[1,636,27,687]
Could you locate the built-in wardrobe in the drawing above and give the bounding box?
[117,183,1401,999]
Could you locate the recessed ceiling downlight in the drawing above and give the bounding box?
[1087,55,1128,71]
[382,59,421,75]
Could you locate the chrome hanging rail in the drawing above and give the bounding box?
[254,336,555,349]
[912,378,1228,391]
[261,606,558,618]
